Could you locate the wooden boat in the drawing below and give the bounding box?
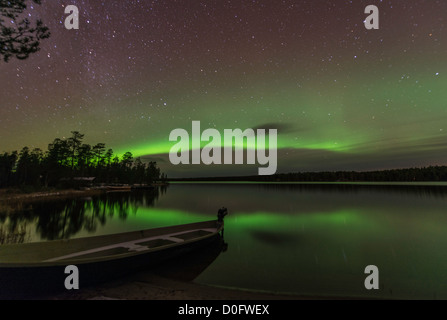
[0,220,223,296]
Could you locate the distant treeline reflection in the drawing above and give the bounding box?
[175,166,447,183]
[254,182,447,198]
[0,188,165,243]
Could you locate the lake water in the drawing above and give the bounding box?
[2,182,447,299]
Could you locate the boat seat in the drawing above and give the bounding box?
[44,228,218,262]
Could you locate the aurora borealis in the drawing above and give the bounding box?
[1,0,447,177]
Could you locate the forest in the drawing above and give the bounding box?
[175,166,447,183]
[0,131,166,189]
[267,168,447,182]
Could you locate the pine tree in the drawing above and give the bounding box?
[0,0,50,62]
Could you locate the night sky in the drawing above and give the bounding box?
[1,0,446,177]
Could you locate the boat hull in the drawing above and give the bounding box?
[0,220,223,298]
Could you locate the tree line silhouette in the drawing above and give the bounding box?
[264,167,447,182]
[0,131,166,189]
[174,166,447,183]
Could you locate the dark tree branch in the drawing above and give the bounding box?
[0,0,50,62]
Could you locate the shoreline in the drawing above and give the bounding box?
[0,188,109,203]
[49,270,357,301]
[2,180,447,203]
[0,183,170,203]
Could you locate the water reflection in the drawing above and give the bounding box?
[250,230,300,247]
[149,233,228,282]
[3,182,447,299]
[0,224,28,245]
[0,187,163,242]
[255,182,447,199]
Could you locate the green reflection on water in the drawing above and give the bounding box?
[3,183,447,299]
[124,207,210,229]
[195,206,447,299]
[230,210,366,228]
